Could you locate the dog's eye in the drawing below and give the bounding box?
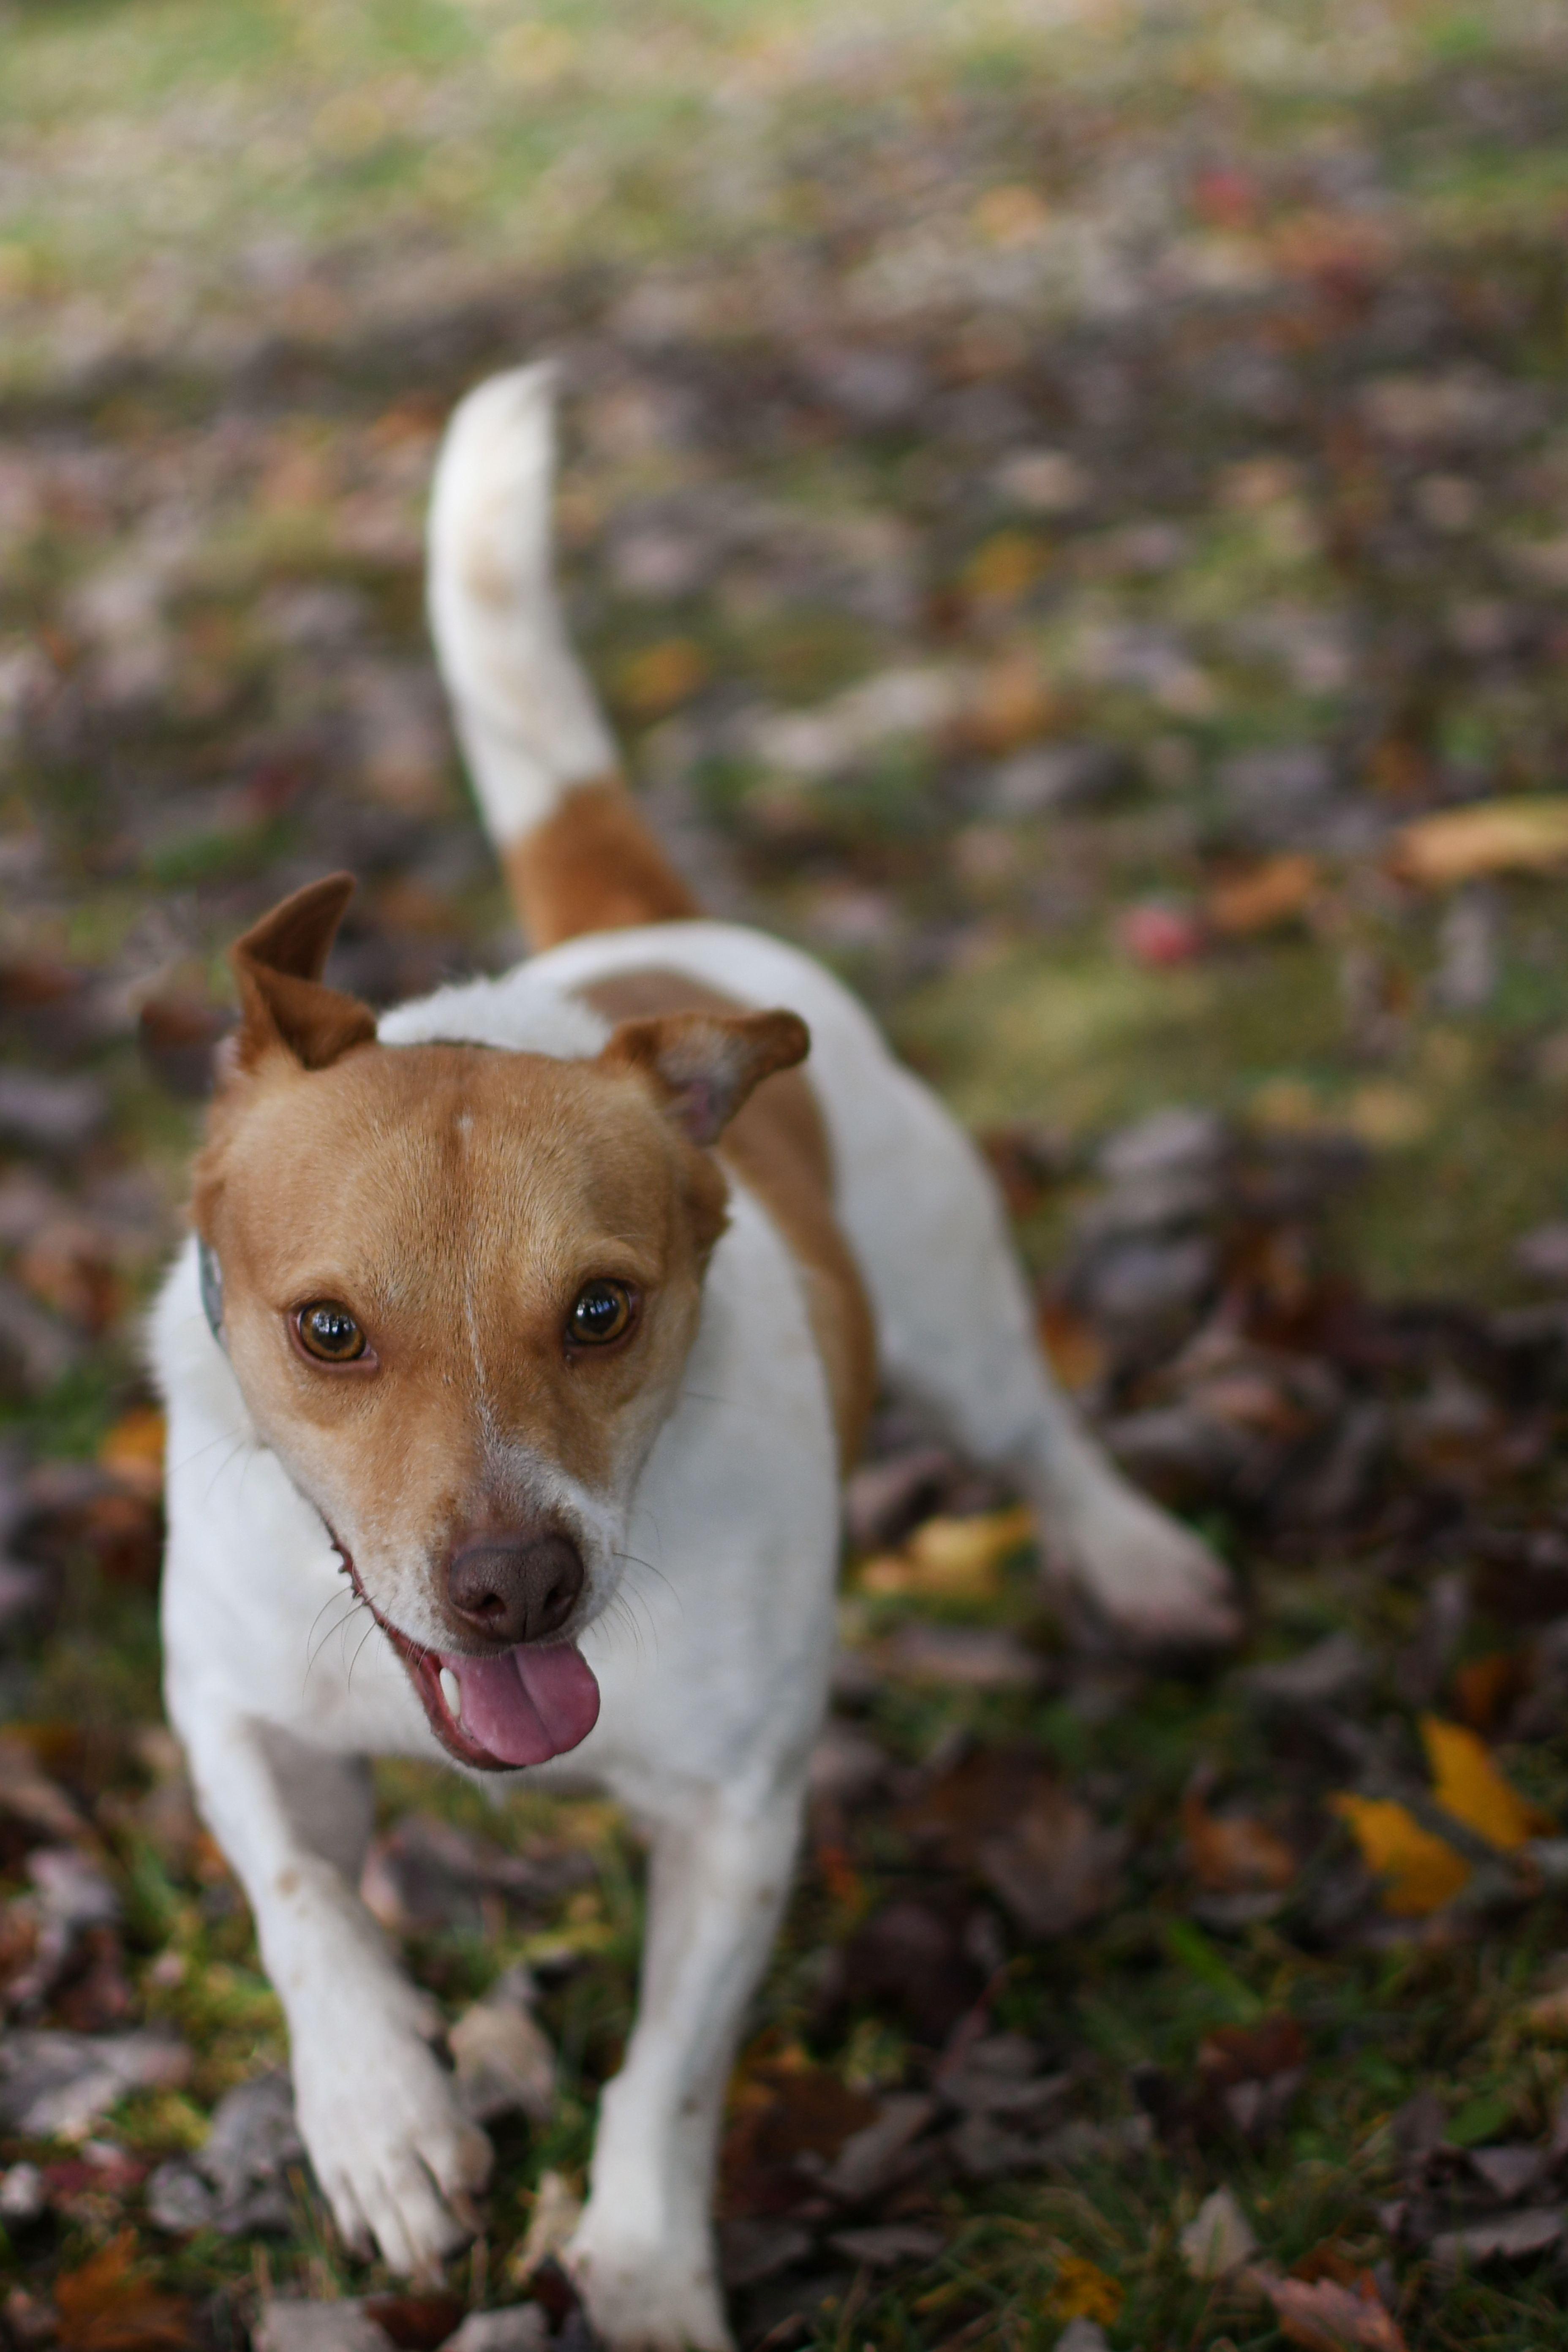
[297,1302,367,1363]
[568,1280,633,1348]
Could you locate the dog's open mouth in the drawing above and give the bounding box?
[335,1543,600,1772]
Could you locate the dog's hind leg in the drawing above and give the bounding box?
[835,1063,1239,1650]
[171,1698,491,2277]
[566,1778,804,2352]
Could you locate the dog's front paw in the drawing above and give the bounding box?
[1059,1482,1240,1653]
[293,2020,493,2279]
[566,2213,730,2352]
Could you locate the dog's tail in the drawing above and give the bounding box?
[426,362,698,950]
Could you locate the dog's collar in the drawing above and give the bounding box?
[198,1237,227,1352]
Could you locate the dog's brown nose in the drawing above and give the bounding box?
[446,1532,583,1645]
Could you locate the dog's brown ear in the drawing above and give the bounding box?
[229,874,377,1074]
[601,1007,809,1145]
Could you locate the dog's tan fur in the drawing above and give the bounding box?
[501,776,700,947]
[582,970,876,1467]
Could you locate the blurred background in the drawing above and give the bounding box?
[4,1,1568,2346]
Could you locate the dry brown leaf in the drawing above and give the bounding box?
[1206,853,1320,936]
[1420,1715,1554,1851]
[1249,2265,1407,2351]
[1328,1794,1469,1916]
[1183,1776,1298,1892]
[1390,795,1568,886]
[963,649,1057,750]
[898,1746,1124,1938]
[55,2234,193,2352]
[1039,1301,1108,1394]
[1452,1650,1533,1737]
[1197,2015,1307,2089]
[98,1409,166,1499]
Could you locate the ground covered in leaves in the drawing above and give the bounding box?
[5,0,1568,2345]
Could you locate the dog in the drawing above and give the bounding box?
[153,363,1237,2350]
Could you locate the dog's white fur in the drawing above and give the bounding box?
[154,365,1234,2349]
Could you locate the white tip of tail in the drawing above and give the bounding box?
[427,362,618,846]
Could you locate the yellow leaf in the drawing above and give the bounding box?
[617,639,710,719]
[98,1407,165,1498]
[1046,2253,1124,2324]
[858,1505,1035,1598]
[1420,1715,1553,1851]
[962,531,1047,605]
[1391,795,1568,887]
[1330,1793,1470,1916]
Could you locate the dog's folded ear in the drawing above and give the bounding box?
[229,874,378,1075]
[600,1007,810,1146]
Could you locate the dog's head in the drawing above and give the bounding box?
[191,875,808,1771]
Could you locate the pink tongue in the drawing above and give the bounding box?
[441,1642,600,1767]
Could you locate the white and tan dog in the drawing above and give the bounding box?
[153,365,1236,2349]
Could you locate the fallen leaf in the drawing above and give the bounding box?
[0,1737,87,1852]
[832,1897,988,2044]
[1118,900,1207,966]
[866,1622,1045,1688]
[899,1747,1124,1938]
[1329,1794,1470,1916]
[616,638,709,719]
[1452,1650,1533,1736]
[508,2170,583,2285]
[1420,1715,1554,1850]
[962,532,1048,607]
[1182,1775,1298,1893]
[0,2027,192,2136]
[1524,1984,1568,2037]
[721,2059,878,2218]
[1196,2014,1308,2140]
[827,2223,943,2269]
[1250,2266,1407,2350]
[450,1979,556,2123]
[1467,2142,1544,2199]
[964,649,1056,749]
[856,1504,1034,1598]
[1429,2207,1564,2269]
[98,1410,165,1500]
[55,2234,193,2352]
[1181,2185,1258,2277]
[1207,854,1319,936]
[1391,795,1568,886]
[1046,2253,1123,2324]
[1038,1301,1108,1393]
[361,2296,466,2351]
[978,1123,1072,1217]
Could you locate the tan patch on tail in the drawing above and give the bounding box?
[504,779,700,948]
[579,970,877,1470]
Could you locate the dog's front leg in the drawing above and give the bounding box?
[568,1779,803,2352]
[175,1701,491,2276]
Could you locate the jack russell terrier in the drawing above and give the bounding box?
[153,364,1237,2349]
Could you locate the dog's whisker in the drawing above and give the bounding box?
[305,1590,363,1686]
[345,1613,380,1693]
[169,1423,253,1478]
[612,1549,679,1614]
[200,1437,251,1508]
